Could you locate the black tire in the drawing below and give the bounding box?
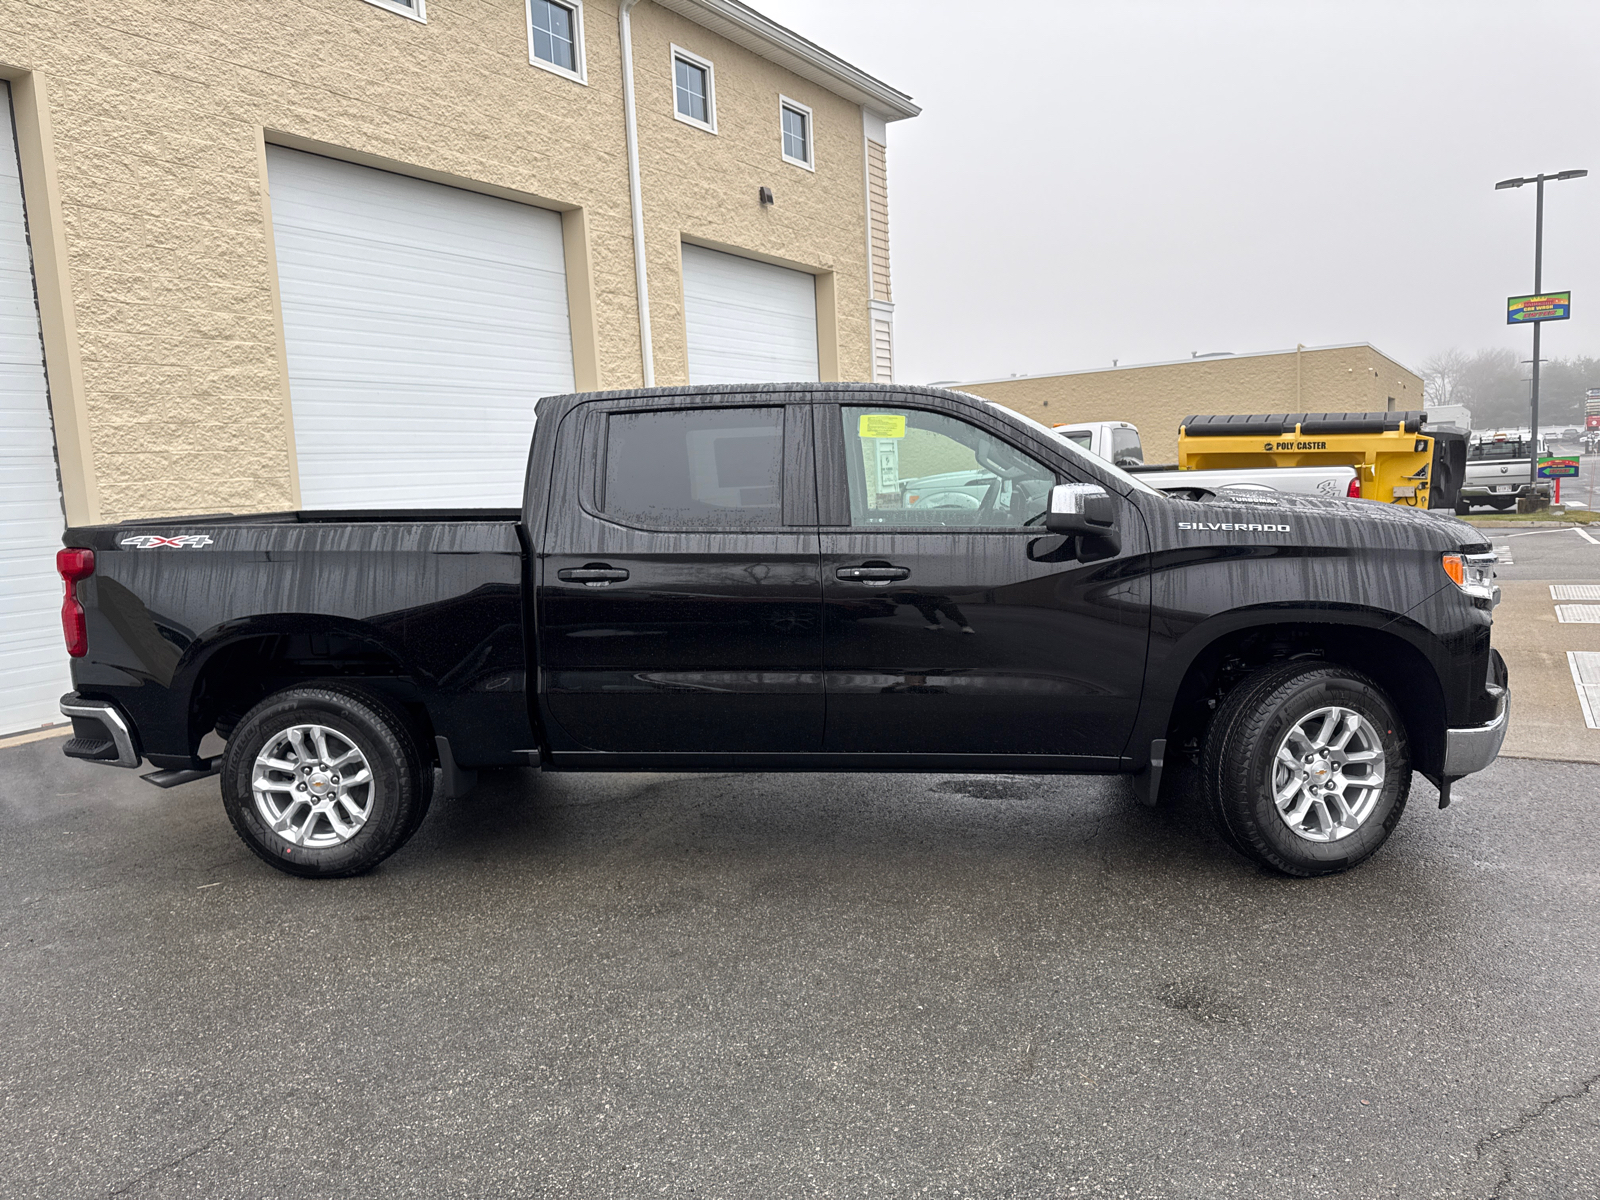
[220,685,433,878]
[1453,499,1471,516]
[1202,662,1410,877]
[1489,498,1515,511]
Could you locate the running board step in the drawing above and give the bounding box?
[141,757,223,788]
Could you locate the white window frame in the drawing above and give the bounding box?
[526,0,587,84]
[778,96,815,171]
[358,0,426,22]
[671,45,717,134]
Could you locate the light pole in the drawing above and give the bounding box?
[1495,169,1586,495]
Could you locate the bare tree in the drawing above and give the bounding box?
[1421,347,1470,408]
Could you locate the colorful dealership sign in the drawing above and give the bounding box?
[1507,292,1572,323]
[1537,455,1580,479]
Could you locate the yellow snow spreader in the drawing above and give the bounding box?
[1176,410,1467,509]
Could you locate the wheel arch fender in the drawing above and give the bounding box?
[1132,604,1450,776]
[172,614,429,754]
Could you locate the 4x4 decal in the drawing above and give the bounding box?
[119,534,214,549]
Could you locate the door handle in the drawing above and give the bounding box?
[558,564,629,585]
[836,564,910,585]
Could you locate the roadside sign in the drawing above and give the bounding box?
[1538,455,1580,479]
[1508,292,1572,323]
[1587,388,1600,430]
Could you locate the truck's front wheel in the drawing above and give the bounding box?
[220,685,432,878]
[1202,663,1410,876]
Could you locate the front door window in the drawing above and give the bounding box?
[840,406,1056,529]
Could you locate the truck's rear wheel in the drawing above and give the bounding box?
[220,685,432,878]
[1202,662,1410,877]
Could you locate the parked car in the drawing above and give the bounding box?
[56,384,1507,880]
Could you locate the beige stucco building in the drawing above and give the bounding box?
[0,0,916,734]
[0,0,916,525]
[952,343,1425,465]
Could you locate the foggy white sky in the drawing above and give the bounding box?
[750,0,1600,386]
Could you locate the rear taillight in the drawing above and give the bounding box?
[1346,477,1362,499]
[57,548,94,658]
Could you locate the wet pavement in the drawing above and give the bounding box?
[1,738,1596,1198]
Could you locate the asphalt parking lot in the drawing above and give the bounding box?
[2,734,1597,1199]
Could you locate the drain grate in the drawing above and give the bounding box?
[1551,585,1600,601]
[1555,604,1600,624]
[1569,652,1600,730]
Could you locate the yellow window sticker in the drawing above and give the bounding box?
[858,413,906,439]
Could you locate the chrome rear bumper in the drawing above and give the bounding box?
[59,695,141,768]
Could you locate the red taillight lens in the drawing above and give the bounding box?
[1346,477,1362,499]
[57,548,94,658]
[58,548,94,582]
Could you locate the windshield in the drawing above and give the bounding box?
[984,402,1163,496]
[1110,426,1144,466]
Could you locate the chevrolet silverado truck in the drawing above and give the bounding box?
[55,384,1509,879]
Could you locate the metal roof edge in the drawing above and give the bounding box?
[949,342,1429,388]
[651,0,920,121]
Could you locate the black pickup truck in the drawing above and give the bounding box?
[55,384,1509,879]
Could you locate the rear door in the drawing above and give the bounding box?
[816,398,1150,762]
[538,396,823,754]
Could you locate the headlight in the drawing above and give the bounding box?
[1442,551,1499,606]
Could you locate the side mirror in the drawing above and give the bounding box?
[1045,483,1116,536]
[1043,482,1119,561]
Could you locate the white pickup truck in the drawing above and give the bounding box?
[1049,420,1360,501]
[1460,432,1550,511]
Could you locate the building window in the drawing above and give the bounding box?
[527,0,585,82]
[672,47,716,132]
[358,0,426,21]
[779,97,813,170]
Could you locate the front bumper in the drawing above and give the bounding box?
[1442,681,1509,777]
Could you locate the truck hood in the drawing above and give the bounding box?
[1152,490,1490,554]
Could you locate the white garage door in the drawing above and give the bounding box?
[0,82,71,736]
[267,147,575,509]
[682,244,818,384]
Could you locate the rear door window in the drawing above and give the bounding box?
[601,407,784,530]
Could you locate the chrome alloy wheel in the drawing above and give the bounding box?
[251,724,375,848]
[1269,706,1387,843]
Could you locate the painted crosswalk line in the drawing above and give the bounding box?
[1554,604,1600,624]
[1569,652,1600,730]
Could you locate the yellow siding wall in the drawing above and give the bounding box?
[0,0,880,519]
[956,346,1425,465]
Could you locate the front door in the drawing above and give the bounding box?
[817,401,1149,761]
[538,399,823,754]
